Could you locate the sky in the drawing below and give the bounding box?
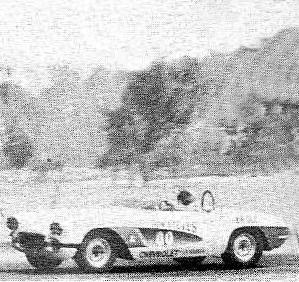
[0,0,298,90]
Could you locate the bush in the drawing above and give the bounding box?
[3,132,34,169]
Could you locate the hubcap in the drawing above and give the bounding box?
[86,238,111,268]
[233,233,256,262]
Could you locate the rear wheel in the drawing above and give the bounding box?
[74,232,116,272]
[222,229,263,268]
[175,256,206,268]
[26,254,62,270]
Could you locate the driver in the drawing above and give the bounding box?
[159,190,199,211]
[176,190,199,211]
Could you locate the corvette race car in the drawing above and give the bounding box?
[5,190,290,272]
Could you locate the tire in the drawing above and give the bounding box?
[222,229,263,268]
[174,256,206,268]
[26,254,62,270]
[74,232,116,272]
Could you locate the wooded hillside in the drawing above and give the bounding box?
[0,28,299,176]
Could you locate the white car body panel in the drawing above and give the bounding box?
[7,204,289,262]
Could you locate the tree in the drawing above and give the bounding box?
[123,57,201,154]
[3,131,33,169]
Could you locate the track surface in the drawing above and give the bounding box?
[0,257,298,281]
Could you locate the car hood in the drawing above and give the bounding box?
[4,205,289,236]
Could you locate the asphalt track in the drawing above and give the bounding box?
[0,256,297,281]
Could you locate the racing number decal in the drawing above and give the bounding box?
[164,231,174,246]
[155,231,174,246]
[155,231,165,246]
[160,221,197,234]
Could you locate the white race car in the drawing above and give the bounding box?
[5,190,290,272]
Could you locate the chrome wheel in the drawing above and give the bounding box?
[233,233,256,263]
[86,238,111,268]
[222,229,263,268]
[75,232,116,272]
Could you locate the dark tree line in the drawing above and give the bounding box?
[98,57,201,168]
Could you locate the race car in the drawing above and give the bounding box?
[5,190,290,272]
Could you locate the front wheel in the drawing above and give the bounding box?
[26,254,62,270]
[74,232,116,272]
[222,229,263,268]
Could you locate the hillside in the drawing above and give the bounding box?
[0,28,298,175]
[211,28,299,124]
[144,28,299,176]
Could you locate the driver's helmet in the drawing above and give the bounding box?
[177,190,195,206]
